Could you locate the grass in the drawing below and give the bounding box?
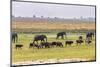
[12,21,95,32]
[12,33,96,63]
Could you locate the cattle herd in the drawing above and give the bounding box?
[12,32,95,49]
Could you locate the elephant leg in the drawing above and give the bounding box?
[41,39,44,42]
[43,39,45,42]
[16,37,18,43]
[88,37,91,40]
[91,37,92,40]
[36,41,38,44]
[62,36,64,39]
[56,36,58,39]
[14,37,15,43]
[33,41,35,44]
[65,35,67,39]
[63,36,64,39]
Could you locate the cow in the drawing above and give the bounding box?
[85,40,92,45]
[51,41,63,47]
[29,43,33,48]
[76,40,84,45]
[40,42,51,48]
[65,40,73,46]
[29,43,42,49]
[51,42,57,47]
[15,44,23,49]
[56,42,63,47]
[79,36,83,40]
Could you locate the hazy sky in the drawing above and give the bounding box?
[12,1,95,19]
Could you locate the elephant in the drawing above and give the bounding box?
[33,35,47,44]
[86,32,94,40]
[12,32,18,43]
[56,32,66,39]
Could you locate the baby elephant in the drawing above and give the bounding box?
[65,40,73,46]
[15,44,23,49]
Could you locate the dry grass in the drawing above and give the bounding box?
[12,21,95,31]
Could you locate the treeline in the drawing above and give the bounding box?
[12,17,95,23]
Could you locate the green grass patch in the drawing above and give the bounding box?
[12,33,96,63]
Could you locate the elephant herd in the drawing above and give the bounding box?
[12,32,67,43]
[12,32,95,49]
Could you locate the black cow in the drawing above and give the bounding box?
[12,32,18,43]
[51,42,57,47]
[29,43,34,48]
[40,42,51,48]
[51,41,63,47]
[56,32,66,39]
[79,36,83,40]
[29,43,42,49]
[65,41,73,46]
[33,35,47,44]
[56,42,63,47]
[76,40,84,45]
[15,44,23,49]
[85,40,92,45]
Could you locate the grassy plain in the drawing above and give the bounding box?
[12,33,95,63]
[12,20,96,64]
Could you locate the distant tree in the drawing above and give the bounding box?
[47,17,50,18]
[73,17,76,19]
[33,15,36,18]
[80,16,83,20]
[41,16,44,18]
[17,16,22,18]
[54,17,57,19]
